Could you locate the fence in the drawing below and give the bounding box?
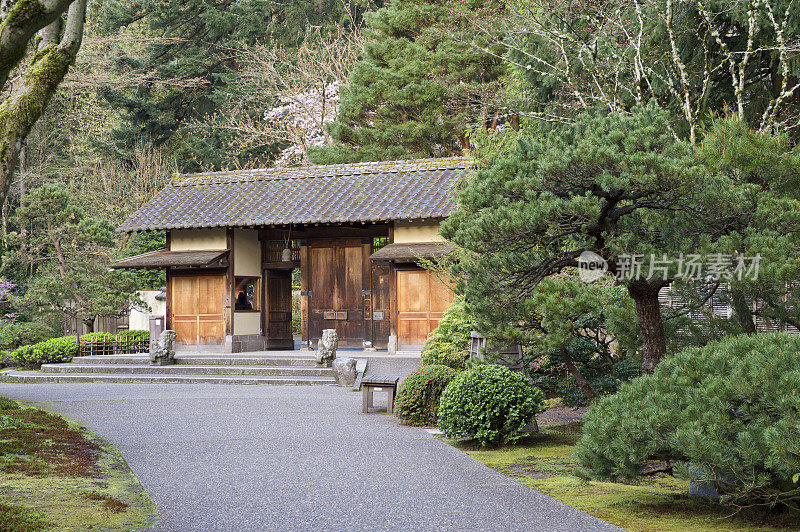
[77,335,149,357]
[64,314,129,337]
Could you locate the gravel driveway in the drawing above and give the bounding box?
[0,383,621,531]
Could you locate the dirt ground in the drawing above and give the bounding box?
[537,406,588,425]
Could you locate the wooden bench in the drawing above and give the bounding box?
[361,375,400,414]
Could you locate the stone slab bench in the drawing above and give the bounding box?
[361,374,399,414]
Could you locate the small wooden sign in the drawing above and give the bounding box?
[372,311,384,321]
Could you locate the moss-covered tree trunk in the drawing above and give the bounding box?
[0,0,76,90]
[0,0,85,206]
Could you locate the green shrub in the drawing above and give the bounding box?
[78,332,115,355]
[79,332,115,345]
[115,330,149,342]
[0,321,56,352]
[439,364,544,446]
[575,332,800,510]
[421,299,473,370]
[394,365,458,426]
[12,336,77,366]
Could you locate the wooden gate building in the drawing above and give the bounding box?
[113,158,469,353]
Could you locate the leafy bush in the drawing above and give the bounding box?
[421,299,473,370]
[394,365,458,426]
[12,336,77,366]
[575,332,800,510]
[115,330,149,342]
[79,332,115,355]
[439,364,544,446]
[79,332,115,345]
[0,321,56,352]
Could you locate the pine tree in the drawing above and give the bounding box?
[309,0,506,164]
[441,106,743,373]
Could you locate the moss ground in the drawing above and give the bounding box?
[0,396,158,531]
[456,421,800,532]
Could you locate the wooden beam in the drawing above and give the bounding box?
[299,243,310,346]
[226,228,234,337]
[258,223,389,241]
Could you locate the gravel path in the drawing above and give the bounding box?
[0,383,622,531]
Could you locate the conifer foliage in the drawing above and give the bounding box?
[576,332,800,511]
[441,106,739,374]
[310,0,506,163]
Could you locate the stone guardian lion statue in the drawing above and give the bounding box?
[316,329,338,367]
[150,329,177,366]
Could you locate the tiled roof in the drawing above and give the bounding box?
[111,250,229,269]
[118,157,471,232]
[369,242,454,261]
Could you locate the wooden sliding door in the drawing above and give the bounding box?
[170,273,226,345]
[396,269,454,349]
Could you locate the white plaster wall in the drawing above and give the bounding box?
[234,312,261,335]
[234,229,261,276]
[170,228,227,251]
[393,221,444,243]
[129,291,166,331]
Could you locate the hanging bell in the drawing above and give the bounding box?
[281,247,292,262]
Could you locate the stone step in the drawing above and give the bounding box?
[71,355,319,367]
[40,363,333,377]
[2,371,335,385]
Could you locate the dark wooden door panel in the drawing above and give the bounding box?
[309,239,365,346]
[371,263,390,349]
[265,270,293,349]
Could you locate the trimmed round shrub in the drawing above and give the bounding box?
[575,332,800,510]
[421,299,473,370]
[12,336,77,366]
[394,365,458,426]
[439,364,544,446]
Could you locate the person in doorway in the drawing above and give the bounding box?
[235,291,252,310]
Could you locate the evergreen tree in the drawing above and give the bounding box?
[4,184,139,332]
[441,106,740,373]
[97,0,376,170]
[310,0,506,164]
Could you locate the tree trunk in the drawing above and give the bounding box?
[82,318,93,333]
[0,0,86,205]
[628,280,668,374]
[0,0,77,92]
[560,349,597,402]
[730,289,756,334]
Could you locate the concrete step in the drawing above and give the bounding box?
[40,363,333,377]
[2,371,335,385]
[71,355,319,366]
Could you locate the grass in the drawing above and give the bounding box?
[456,421,800,532]
[0,396,158,531]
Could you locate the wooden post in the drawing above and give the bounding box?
[299,242,310,348]
[226,228,234,337]
[361,239,371,348]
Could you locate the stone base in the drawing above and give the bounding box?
[150,358,174,366]
[230,334,266,353]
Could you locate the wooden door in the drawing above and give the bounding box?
[396,269,455,349]
[371,262,391,349]
[265,270,294,349]
[309,239,364,346]
[170,273,226,345]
